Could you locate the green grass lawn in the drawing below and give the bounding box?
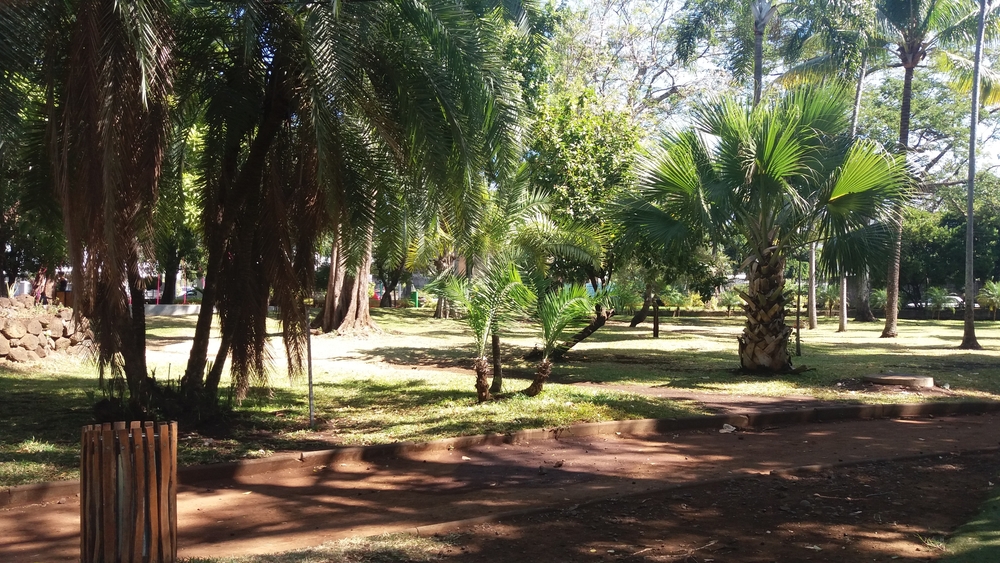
[2,307,999,487]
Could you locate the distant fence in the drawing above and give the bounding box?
[80,421,178,563]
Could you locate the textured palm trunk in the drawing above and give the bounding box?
[882,64,915,338]
[753,29,764,106]
[548,305,613,362]
[489,332,503,394]
[474,357,491,403]
[523,359,551,397]
[737,249,792,372]
[855,269,876,321]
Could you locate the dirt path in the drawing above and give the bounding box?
[2,412,999,562]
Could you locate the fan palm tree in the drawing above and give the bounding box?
[630,84,909,372]
[976,280,1000,320]
[432,254,534,402]
[523,284,593,396]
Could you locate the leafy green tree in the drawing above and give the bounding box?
[870,288,889,314]
[523,284,593,396]
[630,84,908,372]
[977,280,1000,320]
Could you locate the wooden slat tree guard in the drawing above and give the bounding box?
[81,421,178,563]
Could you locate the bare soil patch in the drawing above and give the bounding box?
[437,451,1000,563]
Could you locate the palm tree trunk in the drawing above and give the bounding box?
[960,0,987,350]
[548,305,613,362]
[882,64,915,338]
[753,28,764,106]
[807,244,817,329]
[523,359,551,397]
[838,272,848,333]
[737,248,792,372]
[489,332,503,393]
[855,269,876,321]
[322,224,376,334]
[629,284,653,326]
[474,357,491,403]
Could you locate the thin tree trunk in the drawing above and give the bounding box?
[737,248,792,372]
[489,332,503,393]
[882,65,916,338]
[849,58,877,324]
[653,297,660,338]
[161,257,179,305]
[807,243,817,329]
[124,264,151,414]
[204,329,233,403]
[630,284,653,327]
[960,0,987,350]
[838,273,848,333]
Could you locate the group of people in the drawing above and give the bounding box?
[32,268,67,306]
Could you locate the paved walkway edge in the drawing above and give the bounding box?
[4,400,998,508]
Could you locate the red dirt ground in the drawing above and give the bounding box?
[2,412,999,562]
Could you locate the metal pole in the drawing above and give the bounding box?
[304,300,314,428]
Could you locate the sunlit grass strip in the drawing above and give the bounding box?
[941,483,1000,562]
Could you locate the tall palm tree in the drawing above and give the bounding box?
[876,0,985,338]
[1,0,172,413]
[631,84,909,372]
[175,0,525,403]
[958,0,994,349]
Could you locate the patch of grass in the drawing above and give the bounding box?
[3,310,1000,487]
[182,532,461,563]
[942,481,1000,562]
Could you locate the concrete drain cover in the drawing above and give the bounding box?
[863,375,935,388]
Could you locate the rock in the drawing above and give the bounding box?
[799,500,812,509]
[2,320,26,339]
[0,297,10,307]
[35,346,46,359]
[59,308,73,321]
[48,318,63,336]
[54,337,71,351]
[26,318,42,335]
[7,347,28,362]
[63,320,75,337]
[0,336,8,356]
[9,338,18,347]
[70,331,84,345]
[26,350,40,362]
[18,294,34,307]
[20,334,39,350]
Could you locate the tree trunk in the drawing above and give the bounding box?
[548,305,613,362]
[838,272,848,332]
[753,28,764,106]
[489,332,503,394]
[203,328,233,403]
[855,268,876,321]
[161,256,180,305]
[181,248,221,394]
[882,64,916,338]
[737,248,792,372]
[123,264,151,414]
[960,0,987,350]
[474,357,491,403]
[653,298,660,338]
[322,225,376,334]
[629,284,653,327]
[523,359,551,397]
[807,243,817,329]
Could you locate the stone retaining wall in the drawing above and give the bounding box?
[0,295,93,363]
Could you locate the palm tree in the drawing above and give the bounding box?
[717,290,744,317]
[924,286,948,319]
[1,0,172,413]
[876,0,987,338]
[976,280,1000,320]
[523,284,593,396]
[432,254,533,402]
[173,0,525,403]
[631,84,909,372]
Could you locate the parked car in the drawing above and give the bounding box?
[905,295,978,309]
